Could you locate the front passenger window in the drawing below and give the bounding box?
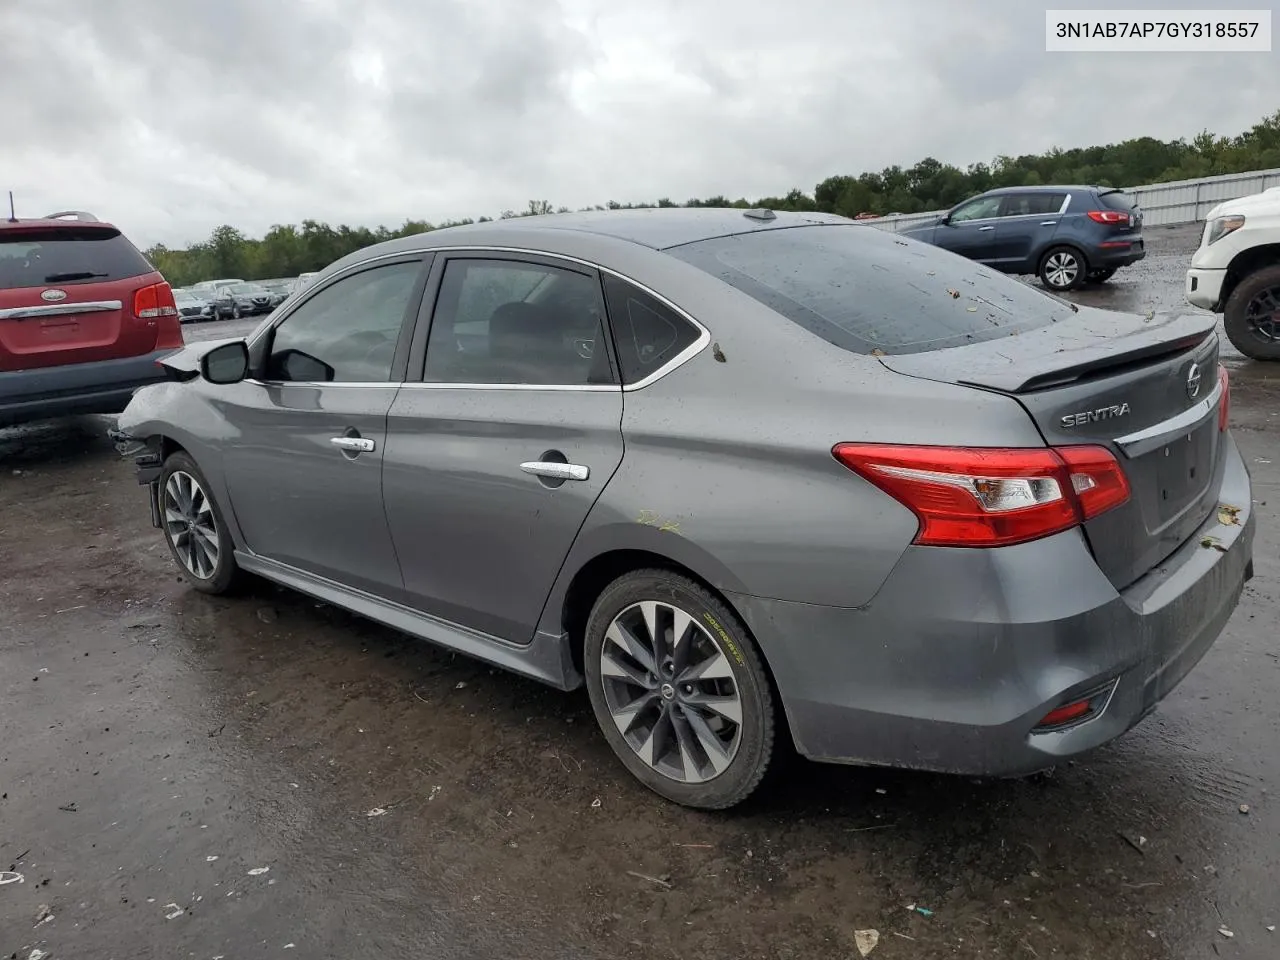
[423,259,612,386]
[950,196,1003,222]
[266,261,421,382]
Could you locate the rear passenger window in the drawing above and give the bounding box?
[601,275,701,385]
[423,258,614,386]
[1001,193,1066,216]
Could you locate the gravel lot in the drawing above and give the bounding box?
[3,224,1279,959]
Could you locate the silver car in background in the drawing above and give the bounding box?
[173,288,218,323]
[113,209,1255,809]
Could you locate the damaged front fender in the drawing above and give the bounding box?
[108,425,164,528]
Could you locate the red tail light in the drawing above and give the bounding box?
[134,282,184,350]
[1218,366,1230,431]
[134,281,178,320]
[832,444,1131,548]
[1087,210,1130,225]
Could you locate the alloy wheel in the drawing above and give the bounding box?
[1244,285,1280,344]
[163,470,220,579]
[1044,251,1080,289]
[599,600,743,783]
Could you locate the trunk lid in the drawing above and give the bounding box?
[879,307,1225,590]
[0,225,162,372]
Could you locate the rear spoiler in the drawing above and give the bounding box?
[877,309,1217,394]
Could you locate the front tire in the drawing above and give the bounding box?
[1223,264,1280,361]
[583,569,776,810]
[158,452,241,595]
[1039,246,1087,291]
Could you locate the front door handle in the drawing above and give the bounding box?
[520,461,589,482]
[330,436,375,453]
[977,225,995,232]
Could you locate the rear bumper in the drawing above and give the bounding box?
[1186,268,1226,311]
[731,436,1255,776]
[1090,239,1146,268]
[0,348,176,427]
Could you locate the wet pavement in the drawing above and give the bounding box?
[2,223,1279,959]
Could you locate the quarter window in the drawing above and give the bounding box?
[265,260,421,382]
[601,275,701,385]
[423,258,613,386]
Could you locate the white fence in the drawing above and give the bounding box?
[866,167,1280,233]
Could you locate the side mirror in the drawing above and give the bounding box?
[938,213,952,225]
[201,340,249,384]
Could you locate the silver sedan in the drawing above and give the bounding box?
[113,209,1255,809]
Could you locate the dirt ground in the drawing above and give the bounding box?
[3,224,1279,959]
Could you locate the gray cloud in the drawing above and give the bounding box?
[1,0,1276,249]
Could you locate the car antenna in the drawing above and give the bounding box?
[7,191,17,223]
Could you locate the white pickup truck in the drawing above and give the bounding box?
[1186,185,1280,360]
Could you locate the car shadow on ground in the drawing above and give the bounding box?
[161,571,1238,956]
[0,414,118,469]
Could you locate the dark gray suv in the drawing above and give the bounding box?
[901,185,1146,291]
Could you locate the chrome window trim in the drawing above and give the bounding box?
[241,379,401,389]
[0,299,123,320]
[400,382,621,393]
[250,245,710,392]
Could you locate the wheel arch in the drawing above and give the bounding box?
[1039,242,1090,272]
[1221,243,1280,310]
[546,533,796,747]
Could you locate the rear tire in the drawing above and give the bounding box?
[1223,264,1280,361]
[158,452,242,595]
[1039,246,1087,291]
[1086,267,1117,284]
[583,569,776,810]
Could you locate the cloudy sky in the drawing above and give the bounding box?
[2,0,1276,249]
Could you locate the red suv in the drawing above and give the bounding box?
[1,210,184,427]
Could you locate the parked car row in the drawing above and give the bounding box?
[173,277,303,322]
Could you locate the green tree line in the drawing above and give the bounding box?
[148,109,1280,288]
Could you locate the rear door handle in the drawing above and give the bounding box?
[330,436,375,453]
[977,225,995,231]
[1040,220,1058,226]
[520,461,589,481]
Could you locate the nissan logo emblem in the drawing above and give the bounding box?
[41,288,68,302]
[1186,362,1202,400]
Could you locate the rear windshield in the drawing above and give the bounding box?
[666,224,1076,355]
[1098,190,1137,212]
[0,227,154,290]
